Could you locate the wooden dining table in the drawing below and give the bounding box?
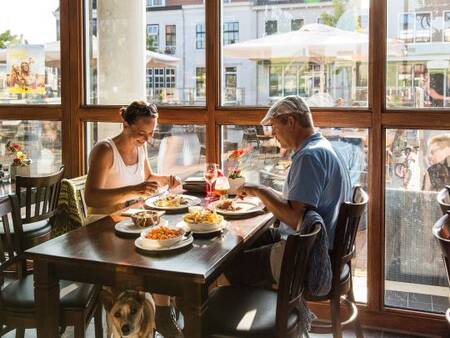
[25,200,275,338]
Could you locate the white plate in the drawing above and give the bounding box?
[177,220,227,234]
[115,218,168,235]
[210,199,263,216]
[145,194,201,211]
[135,235,193,252]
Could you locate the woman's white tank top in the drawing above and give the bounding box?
[97,138,146,189]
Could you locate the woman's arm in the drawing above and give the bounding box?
[85,143,158,208]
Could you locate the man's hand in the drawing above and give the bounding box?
[236,183,260,199]
[134,181,160,197]
[168,175,182,189]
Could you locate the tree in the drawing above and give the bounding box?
[146,36,157,52]
[0,30,18,49]
[320,0,346,27]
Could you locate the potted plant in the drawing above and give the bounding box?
[7,141,31,181]
[227,149,246,194]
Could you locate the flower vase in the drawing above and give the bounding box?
[228,176,245,195]
[10,164,30,182]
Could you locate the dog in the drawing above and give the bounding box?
[100,289,156,338]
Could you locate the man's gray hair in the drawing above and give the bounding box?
[260,95,313,128]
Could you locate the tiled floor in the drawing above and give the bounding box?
[385,289,449,313]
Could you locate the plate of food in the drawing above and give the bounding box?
[145,194,201,211]
[210,198,263,216]
[115,210,167,235]
[181,208,226,233]
[135,225,193,252]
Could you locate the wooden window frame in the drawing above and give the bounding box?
[0,0,447,335]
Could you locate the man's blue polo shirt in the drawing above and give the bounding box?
[281,132,352,247]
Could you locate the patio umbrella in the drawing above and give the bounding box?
[223,23,404,62]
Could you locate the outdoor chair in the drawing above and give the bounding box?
[432,212,450,336]
[14,166,65,249]
[305,186,368,338]
[0,195,102,338]
[437,185,450,215]
[203,223,321,338]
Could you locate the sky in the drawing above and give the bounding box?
[0,0,59,44]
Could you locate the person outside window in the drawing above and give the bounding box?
[422,134,450,191]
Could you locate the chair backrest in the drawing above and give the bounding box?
[331,186,369,285]
[432,213,450,289]
[275,223,321,337]
[15,166,65,224]
[0,195,25,286]
[437,185,450,215]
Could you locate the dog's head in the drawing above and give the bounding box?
[101,289,149,337]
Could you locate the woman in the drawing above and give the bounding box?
[85,100,181,211]
[85,101,182,336]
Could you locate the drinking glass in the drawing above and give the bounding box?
[204,163,218,202]
[215,176,230,200]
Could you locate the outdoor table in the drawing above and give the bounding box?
[26,200,275,338]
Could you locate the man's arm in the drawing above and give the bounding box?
[238,184,308,230]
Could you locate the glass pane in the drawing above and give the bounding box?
[385,129,450,313]
[387,1,450,109]
[221,125,369,302]
[221,0,370,107]
[85,122,206,180]
[85,1,205,105]
[0,0,60,104]
[0,120,62,175]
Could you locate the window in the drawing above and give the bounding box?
[86,123,205,181]
[196,23,205,49]
[444,11,450,42]
[388,3,450,109]
[92,18,97,36]
[196,67,206,98]
[147,0,165,7]
[165,25,176,54]
[385,129,450,313]
[147,24,159,49]
[415,12,431,43]
[223,22,239,45]
[224,66,237,103]
[221,1,368,107]
[85,1,205,105]
[0,0,61,104]
[221,126,369,302]
[291,18,304,31]
[265,20,277,35]
[0,121,62,175]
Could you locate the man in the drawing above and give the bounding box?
[422,134,450,191]
[226,95,352,288]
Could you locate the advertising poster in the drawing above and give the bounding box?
[6,44,45,95]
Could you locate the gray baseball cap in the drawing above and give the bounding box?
[260,95,311,126]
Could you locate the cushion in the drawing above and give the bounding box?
[0,220,50,238]
[1,274,96,313]
[340,263,350,282]
[204,286,299,338]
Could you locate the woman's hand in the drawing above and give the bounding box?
[134,181,160,197]
[168,175,182,189]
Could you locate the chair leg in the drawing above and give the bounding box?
[94,303,104,338]
[331,296,343,338]
[347,288,364,338]
[15,328,25,338]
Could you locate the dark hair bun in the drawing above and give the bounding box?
[120,101,158,125]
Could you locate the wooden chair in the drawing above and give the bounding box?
[305,186,368,338]
[15,166,65,249]
[0,195,102,338]
[437,185,450,215]
[432,213,450,336]
[204,223,321,338]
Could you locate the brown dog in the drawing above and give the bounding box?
[100,289,156,338]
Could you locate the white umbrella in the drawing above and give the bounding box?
[223,23,404,62]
